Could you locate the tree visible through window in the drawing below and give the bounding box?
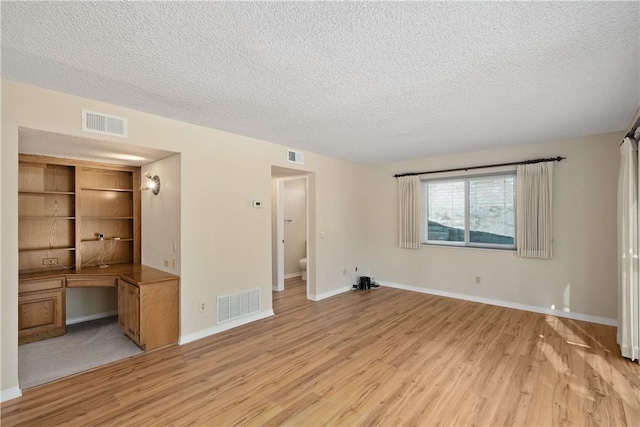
[423,174,516,249]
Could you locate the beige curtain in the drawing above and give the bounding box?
[516,162,553,259]
[618,137,640,362]
[398,176,421,249]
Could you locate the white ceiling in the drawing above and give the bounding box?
[2,2,639,165]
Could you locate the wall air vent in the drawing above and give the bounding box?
[82,109,128,137]
[217,288,260,324]
[287,149,304,165]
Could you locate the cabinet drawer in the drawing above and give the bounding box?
[67,276,117,288]
[19,278,64,294]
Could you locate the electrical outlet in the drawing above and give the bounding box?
[172,259,176,269]
[475,276,481,284]
[42,257,58,265]
[164,260,169,267]
[199,301,206,313]
[98,233,105,240]
[355,266,358,272]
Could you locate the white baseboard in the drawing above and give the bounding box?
[179,309,275,345]
[284,272,302,279]
[309,285,352,302]
[1,386,22,402]
[379,281,617,327]
[66,310,118,325]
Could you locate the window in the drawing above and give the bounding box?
[423,173,516,249]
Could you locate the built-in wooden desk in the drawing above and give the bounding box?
[19,264,180,351]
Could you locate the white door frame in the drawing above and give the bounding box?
[275,175,309,293]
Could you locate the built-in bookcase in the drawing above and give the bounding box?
[18,154,140,273]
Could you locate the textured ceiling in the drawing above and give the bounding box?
[2,2,639,165]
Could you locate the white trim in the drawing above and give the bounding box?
[1,386,22,402]
[66,310,118,325]
[284,272,302,279]
[379,281,617,327]
[308,286,352,302]
[179,309,275,345]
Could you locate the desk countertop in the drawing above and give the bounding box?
[19,263,179,285]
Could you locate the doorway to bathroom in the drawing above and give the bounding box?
[271,167,311,298]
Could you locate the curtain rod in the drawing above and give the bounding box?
[393,156,566,178]
[621,106,640,146]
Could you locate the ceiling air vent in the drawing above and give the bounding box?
[287,149,304,165]
[82,109,128,137]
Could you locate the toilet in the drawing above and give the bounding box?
[299,258,307,281]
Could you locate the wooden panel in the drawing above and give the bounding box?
[80,191,133,218]
[18,289,65,345]
[139,278,179,351]
[18,248,75,273]
[19,218,74,250]
[80,168,133,190]
[19,163,75,193]
[66,276,117,288]
[80,240,133,267]
[19,193,74,218]
[80,218,133,241]
[19,278,64,294]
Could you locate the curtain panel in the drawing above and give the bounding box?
[398,176,421,249]
[516,162,554,259]
[618,137,640,362]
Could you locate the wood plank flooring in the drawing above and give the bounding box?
[2,277,639,426]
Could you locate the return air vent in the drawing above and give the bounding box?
[82,109,128,137]
[287,149,304,165]
[217,288,260,324]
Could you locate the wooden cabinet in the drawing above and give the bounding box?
[118,279,140,343]
[117,273,179,351]
[78,167,140,269]
[18,278,66,345]
[18,154,140,274]
[18,162,76,272]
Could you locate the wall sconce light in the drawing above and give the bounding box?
[142,171,161,195]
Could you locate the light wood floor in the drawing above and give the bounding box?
[2,278,639,426]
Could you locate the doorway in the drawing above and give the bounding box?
[271,166,313,300]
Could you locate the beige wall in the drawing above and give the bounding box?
[141,154,181,274]
[369,133,621,320]
[1,80,371,395]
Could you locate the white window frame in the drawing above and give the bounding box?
[422,172,517,250]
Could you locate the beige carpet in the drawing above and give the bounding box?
[19,316,143,389]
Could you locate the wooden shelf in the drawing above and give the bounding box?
[81,238,134,243]
[81,188,133,193]
[19,154,141,273]
[20,217,75,220]
[19,190,75,195]
[82,216,134,220]
[19,247,76,253]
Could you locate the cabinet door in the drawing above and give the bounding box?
[18,289,65,345]
[118,279,140,346]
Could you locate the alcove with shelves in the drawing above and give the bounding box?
[18,154,141,274]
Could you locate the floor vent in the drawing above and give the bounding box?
[82,109,128,137]
[217,289,260,324]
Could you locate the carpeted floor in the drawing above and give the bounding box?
[19,316,143,389]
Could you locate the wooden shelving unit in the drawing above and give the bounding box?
[18,154,141,273]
